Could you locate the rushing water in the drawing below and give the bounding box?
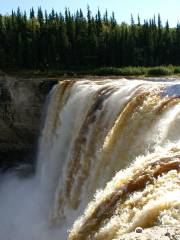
[0,78,179,239]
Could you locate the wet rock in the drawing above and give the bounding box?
[0,75,58,171]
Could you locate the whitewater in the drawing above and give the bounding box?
[0,78,179,239]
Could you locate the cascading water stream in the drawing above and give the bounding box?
[36,78,180,239]
[0,78,179,240]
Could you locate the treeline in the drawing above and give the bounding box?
[0,7,180,70]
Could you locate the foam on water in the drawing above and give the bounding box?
[0,78,179,239]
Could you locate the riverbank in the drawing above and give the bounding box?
[3,66,180,78]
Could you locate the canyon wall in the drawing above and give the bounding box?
[0,75,58,171]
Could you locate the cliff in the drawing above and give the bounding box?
[0,75,58,171]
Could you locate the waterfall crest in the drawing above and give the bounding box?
[37,79,180,239]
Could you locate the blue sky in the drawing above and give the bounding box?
[1,0,180,26]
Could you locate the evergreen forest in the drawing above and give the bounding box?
[0,7,180,71]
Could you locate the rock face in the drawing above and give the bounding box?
[0,75,58,171]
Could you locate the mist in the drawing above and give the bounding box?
[0,79,179,240]
[0,173,67,240]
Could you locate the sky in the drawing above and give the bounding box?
[0,0,180,27]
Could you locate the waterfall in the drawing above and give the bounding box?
[36,78,180,239]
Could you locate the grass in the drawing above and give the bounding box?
[3,65,180,78]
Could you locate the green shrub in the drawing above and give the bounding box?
[93,67,121,76]
[147,66,173,76]
[174,66,180,74]
[120,67,147,76]
[94,67,147,76]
